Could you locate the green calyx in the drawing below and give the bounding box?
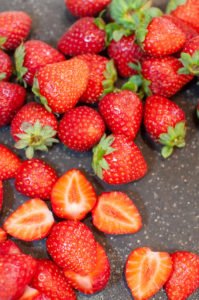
[159,121,186,159]
[94,17,106,31]
[105,22,133,45]
[32,77,51,112]
[14,120,59,159]
[179,51,199,76]
[166,0,186,13]
[14,43,28,87]
[0,73,6,81]
[0,36,7,48]
[92,134,115,179]
[102,60,118,96]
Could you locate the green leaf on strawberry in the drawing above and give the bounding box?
[179,51,199,76]
[0,36,7,48]
[94,17,106,30]
[105,22,132,45]
[32,77,51,112]
[166,0,186,14]
[0,73,6,81]
[14,43,28,87]
[102,60,118,96]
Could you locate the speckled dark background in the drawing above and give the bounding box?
[0,0,199,299]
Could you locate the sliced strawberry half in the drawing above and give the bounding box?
[3,198,54,241]
[125,247,172,300]
[92,191,142,234]
[0,239,21,255]
[51,169,97,221]
[0,180,3,211]
[19,286,40,300]
[0,227,7,243]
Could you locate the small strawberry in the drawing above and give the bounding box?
[92,191,142,234]
[19,286,40,300]
[64,242,110,295]
[3,198,54,241]
[0,144,21,180]
[0,180,3,211]
[0,49,12,81]
[125,247,172,300]
[11,102,58,159]
[51,169,97,221]
[32,58,89,113]
[0,11,32,51]
[179,36,199,76]
[15,40,65,87]
[165,251,199,300]
[0,239,21,255]
[99,90,143,140]
[31,259,77,300]
[144,95,186,158]
[47,221,97,274]
[0,81,26,127]
[58,106,105,152]
[15,159,58,199]
[58,17,106,56]
[65,0,111,17]
[0,227,7,243]
[92,134,147,184]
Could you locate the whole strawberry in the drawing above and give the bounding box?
[0,144,21,180]
[15,40,65,87]
[144,95,186,158]
[0,81,26,127]
[65,0,111,17]
[0,49,12,81]
[0,11,32,51]
[32,58,89,113]
[179,36,199,76]
[58,106,105,152]
[11,102,58,158]
[92,134,147,184]
[15,158,58,199]
[58,17,106,56]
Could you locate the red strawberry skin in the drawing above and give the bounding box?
[0,11,32,50]
[0,144,21,180]
[0,82,26,127]
[0,49,12,81]
[65,0,111,17]
[183,35,199,55]
[58,17,106,56]
[0,227,7,243]
[165,251,199,300]
[0,180,3,211]
[0,240,21,255]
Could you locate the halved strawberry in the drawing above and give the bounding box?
[92,191,142,234]
[3,198,54,241]
[0,227,7,242]
[0,239,21,255]
[64,242,110,294]
[19,286,40,300]
[0,180,3,211]
[51,169,97,221]
[125,247,172,300]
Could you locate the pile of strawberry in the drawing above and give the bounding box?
[0,0,199,299]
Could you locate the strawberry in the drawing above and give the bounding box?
[0,49,12,81]
[31,259,76,300]
[0,227,7,243]
[15,40,65,87]
[92,191,142,234]
[64,242,110,294]
[0,253,37,300]
[0,11,32,51]
[165,251,199,300]
[0,144,21,180]
[77,55,117,104]
[58,17,106,56]
[65,0,111,17]
[15,159,58,199]
[47,221,97,274]
[0,239,21,255]
[3,198,54,241]
[126,247,172,300]
[92,134,147,184]
[99,90,143,140]
[32,58,89,114]
[0,81,26,127]
[144,95,186,158]
[0,180,3,211]
[58,106,105,152]
[51,169,97,220]
[179,36,199,76]
[19,286,40,300]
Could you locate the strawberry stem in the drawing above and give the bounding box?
[14,43,28,87]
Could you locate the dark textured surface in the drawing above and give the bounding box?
[0,1,199,299]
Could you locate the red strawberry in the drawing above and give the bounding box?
[15,159,58,199]
[3,198,54,241]
[19,286,40,300]
[47,221,97,274]
[64,242,110,294]
[15,40,65,86]
[58,17,106,56]
[65,0,111,17]
[144,95,186,158]
[0,81,26,127]
[179,36,199,76]
[58,106,105,152]
[0,144,21,180]
[51,169,97,220]
[126,247,172,300]
[0,49,12,81]
[33,58,89,113]
[92,191,142,234]
[0,240,21,255]
[165,251,199,300]
[92,134,147,184]
[0,11,32,51]
[11,102,58,159]
[0,227,7,243]
[99,90,143,140]
[0,254,37,300]
[34,294,51,300]
[31,259,76,300]
[0,180,3,211]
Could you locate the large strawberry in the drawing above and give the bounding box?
[179,36,199,76]
[15,40,65,87]
[32,58,89,113]
[0,144,21,180]
[144,95,187,158]
[0,11,32,51]
[92,134,147,184]
[65,0,111,17]
[0,49,12,81]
